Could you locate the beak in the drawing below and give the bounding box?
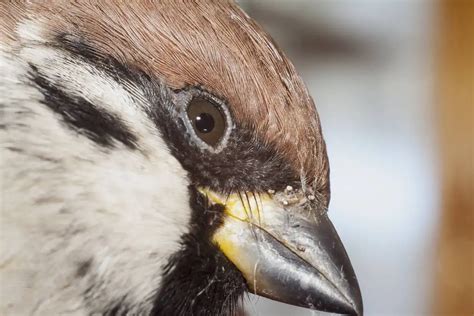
[202,189,363,316]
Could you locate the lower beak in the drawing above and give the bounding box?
[203,190,363,316]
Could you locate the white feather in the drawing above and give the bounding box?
[0,23,191,315]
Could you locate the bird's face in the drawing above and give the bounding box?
[1,1,362,315]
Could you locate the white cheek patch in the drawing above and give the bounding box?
[1,20,193,315]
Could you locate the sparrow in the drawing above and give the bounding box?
[0,1,362,315]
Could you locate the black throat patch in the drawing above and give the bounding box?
[152,187,247,316]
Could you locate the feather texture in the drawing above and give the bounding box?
[1,0,329,195]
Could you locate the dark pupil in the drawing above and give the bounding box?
[194,113,215,133]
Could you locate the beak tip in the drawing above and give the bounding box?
[336,272,363,316]
[349,295,363,316]
[343,277,363,316]
[354,292,364,316]
[324,287,363,316]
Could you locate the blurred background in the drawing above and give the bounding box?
[239,1,473,315]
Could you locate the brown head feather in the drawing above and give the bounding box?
[1,0,329,195]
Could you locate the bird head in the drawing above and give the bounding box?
[1,1,362,315]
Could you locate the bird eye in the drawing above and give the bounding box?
[187,97,227,147]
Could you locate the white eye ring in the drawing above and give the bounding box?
[177,88,233,153]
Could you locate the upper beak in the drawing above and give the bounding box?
[203,189,363,316]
